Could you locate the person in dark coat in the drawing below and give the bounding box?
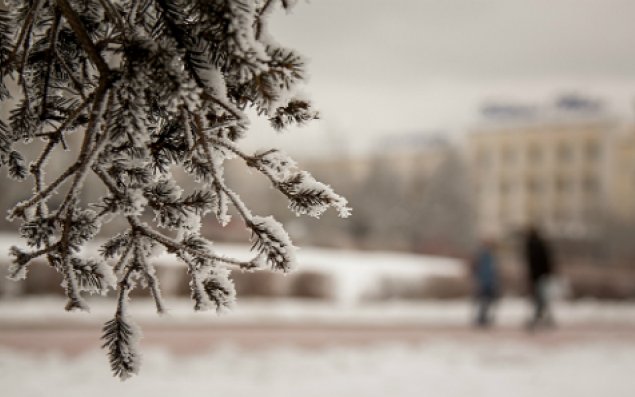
[523,226,556,329]
[471,239,500,327]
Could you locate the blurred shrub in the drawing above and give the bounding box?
[22,260,63,296]
[232,272,289,297]
[367,275,470,300]
[421,275,472,299]
[365,277,424,300]
[288,271,335,300]
[563,265,635,301]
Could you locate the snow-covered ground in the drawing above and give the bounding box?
[2,235,635,396]
[1,340,634,397]
[2,298,635,396]
[2,297,635,326]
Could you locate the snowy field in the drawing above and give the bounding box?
[2,298,635,397]
[2,237,635,396]
[2,297,635,326]
[1,340,634,397]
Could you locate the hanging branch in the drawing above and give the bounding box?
[1,0,350,380]
[102,265,141,380]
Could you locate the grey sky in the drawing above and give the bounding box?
[281,0,635,80]
[246,0,635,157]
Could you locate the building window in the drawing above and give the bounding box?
[556,177,570,192]
[528,145,542,163]
[502,146,516,165]
[477,148,491,169]
[553,207,567,222]
[499,201,510,223]
[500,180,510,195]
[586,140,600,161]
[558,143,573,163]
[583,175,598,193]
[527,178,542,193]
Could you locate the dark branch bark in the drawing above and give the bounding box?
[40,7,62,120]
[56,0,110,77]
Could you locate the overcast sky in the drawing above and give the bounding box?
[246,0,635,157]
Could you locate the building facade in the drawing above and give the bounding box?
[467,99,623,239]
[609,127,635,223]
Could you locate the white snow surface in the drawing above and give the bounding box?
[1,340,634,397]
[1,297,635,327]
[3,235,635,396]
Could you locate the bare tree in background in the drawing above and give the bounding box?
[342,148,474,255]
[0,0,349,379]
[412,148,475,256]
[347,157,405,248]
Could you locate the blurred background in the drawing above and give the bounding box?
[2,0,635,396]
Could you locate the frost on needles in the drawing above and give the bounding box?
[0,0,350,379]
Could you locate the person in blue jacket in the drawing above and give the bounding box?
[471,239,500,327]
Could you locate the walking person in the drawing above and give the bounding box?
[471,238,500,328]
[523,226,556,330]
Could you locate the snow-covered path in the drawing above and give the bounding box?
[2,298,635,396]
[1,339,634,397]
[2,322,635,356]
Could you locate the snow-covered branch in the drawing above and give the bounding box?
[0,0,349,379]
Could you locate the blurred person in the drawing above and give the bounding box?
[523,226,556,330]
[471,238,500,327]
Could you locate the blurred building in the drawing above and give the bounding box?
[300,132,453,183]
[468,95,635,239]
[610,128,635,222]
[294,133,476,254]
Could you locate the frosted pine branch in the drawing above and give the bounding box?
[188,259,236,313]
[249,215,297,272]
[102,267,142,380]
[0,0,349,379]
